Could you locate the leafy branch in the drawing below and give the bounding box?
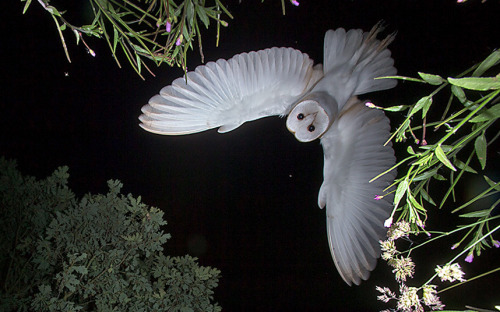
[374,50,500,311]
[22,0,234,79]
[20,0,300,79]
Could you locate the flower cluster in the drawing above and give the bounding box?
[422,285,444,310]
[435,263,466,282]
[380,239,396,261]
[377,283,444,312]
[392,256,415,282]
[387,221,411,241]
[380,221,415,282]
[376,286,396,303]
[396,285,422,312]
[376,221,445,311]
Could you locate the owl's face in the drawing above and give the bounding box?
[286,93,337,142]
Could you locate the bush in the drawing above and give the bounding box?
[0,158,221,312]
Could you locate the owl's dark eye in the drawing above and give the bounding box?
[308,125,315,132]
[297,113,304,120]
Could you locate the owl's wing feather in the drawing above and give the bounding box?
[140,47,322,135]
[314,23,397,110]
[319,97,396,285]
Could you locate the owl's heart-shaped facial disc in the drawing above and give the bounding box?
[286,92,338,143]
[286,100,331,142]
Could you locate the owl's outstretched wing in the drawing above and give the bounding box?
[312,23,397,111]
[140,47,322,135]
[318,97,396,286]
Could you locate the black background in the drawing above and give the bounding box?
[2,0,499,311]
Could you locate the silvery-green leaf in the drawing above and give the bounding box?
[469,104,500,123]
[451,85,467,103]
[410,96,432,117]
[472,50,500,77]
[418,72,445,85]
[448,76,500,91]
[435,145,456,171]
[474,133,487,170]
[454,159,477,174]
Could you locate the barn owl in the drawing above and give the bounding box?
[139,23,397,286]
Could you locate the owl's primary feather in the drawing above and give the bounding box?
[140,25,398,286]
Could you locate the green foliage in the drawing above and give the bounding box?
[0,158,221,311]
[374,51,500,311]
[21,0,234,79]
[377,50,500,228]
[20,0,299,79]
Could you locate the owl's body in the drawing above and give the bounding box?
[140,24,397,286]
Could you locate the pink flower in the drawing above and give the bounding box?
[493,240,500,248]
[374,195,383,200]
[465,253,474,263]
[166,21,172,33]
[291,0,299,6]
[451,243,459,250]
[176,35,183,46]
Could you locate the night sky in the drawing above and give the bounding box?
[2,0,499,311]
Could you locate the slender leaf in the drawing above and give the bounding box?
[483,175,500,191]
[413,168,439,182]
[474,133,487,170]
[408,193,425,212]
[22,0,33,14]
[214,0,234,19]
[419,188,436,206]
[412,154,432,166]
[410,96,432,117]
[472,50,500,77]
[186,1,195,24]
[113,27,119,54]
[433,174,447,181]
[422,96,433,118]
[451,85,467,104]
[383,105,409,112]
[435,145,457,171]
[196,5,210,28]
[45,5,62,17]
[394,179,409,209]
[460,209,491,218]
[454,158,478,174]
[469,104,500,123]
[448,76,500,91]
[418,72,445,85]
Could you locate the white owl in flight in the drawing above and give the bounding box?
[140,23,397,286]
